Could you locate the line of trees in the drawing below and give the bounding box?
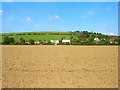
[2,36,34,45]
[2,33,73,36]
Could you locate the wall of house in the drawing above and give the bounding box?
[62,40,70,43]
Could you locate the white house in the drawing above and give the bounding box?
[34,41,40,44]
[51,40,59,44]
[62,39,70,43]
[94,37,100,42]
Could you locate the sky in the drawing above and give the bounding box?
[1,2,118,35]
[1,0,120,2]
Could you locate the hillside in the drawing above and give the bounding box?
[2,35,73,41]
[1,31,119,45]
[1,31,74,41]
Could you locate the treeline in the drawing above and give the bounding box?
[2,32,73,36]
[1,36,52,45]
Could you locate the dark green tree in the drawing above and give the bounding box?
[39,40,42,44]
[70,36,73,40]
[61,37,65,40]
[3,36,10,44]
[9,37,14,43]
[29,39,34,44]
[20,38,25,44]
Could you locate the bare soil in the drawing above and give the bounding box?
[2,45,118,88]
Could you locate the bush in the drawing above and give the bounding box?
[29,39,34,44]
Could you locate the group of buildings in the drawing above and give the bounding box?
[25,38,71,44]
[94,37,117,44]
[15,37,117,45]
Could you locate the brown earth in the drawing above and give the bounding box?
[2,45,118,88]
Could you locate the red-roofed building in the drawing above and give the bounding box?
[43,41,48,43]
[109,39,115,43]
[34,41,40,44]
[25,41,30,44]
[94,37,100,42]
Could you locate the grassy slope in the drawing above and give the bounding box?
[2,35,72,41]
[1,31,74,41]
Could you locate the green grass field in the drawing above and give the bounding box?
[2,35,73,41]
[1,31,76,41]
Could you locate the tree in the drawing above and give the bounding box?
[20,38,25,44]
[70,36,73,40]
[9,37,14,43]
[75,30,80,33]
[61,37,65,40]
[39,40,42,44]
[83,31,88,34]
[3,36,10,44]
[29,39,34,44]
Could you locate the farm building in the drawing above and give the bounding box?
[109,39,115,43]
[86,39,89,41]
[25,41,30,44]
[43,41,48,44]
[94,37,100,42]
[15,41,20,43]
[62,39,70,43]
[34,41,39,44]
[51,40,59,45]
[101,38,106,40]
[80,41,84,43]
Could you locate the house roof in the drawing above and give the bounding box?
[43,41,48,43]
[110,39,115,42]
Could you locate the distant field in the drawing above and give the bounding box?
[2,35,72,41]
[2,45,118,88]
[1,31,77,41]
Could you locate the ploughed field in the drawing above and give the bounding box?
[2,45,118,88]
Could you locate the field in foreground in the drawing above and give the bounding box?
[2,45,118,88]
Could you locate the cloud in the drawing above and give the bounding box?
[87,12,94,15]
[26,17,32,22]
[34,24,40,27]
[103,32,115,36]
[2,0,13,2]
[0,10,2,13]
[0,10,2,14]
[54,15,60,19]
[112,22,115,25]
[48,14,60,20]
